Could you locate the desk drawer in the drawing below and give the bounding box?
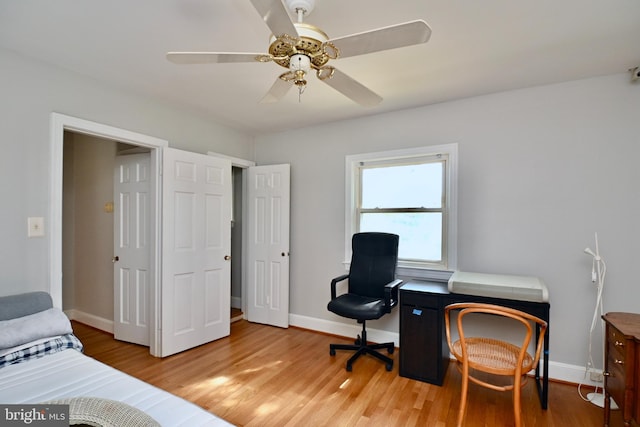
[400,290,440,309]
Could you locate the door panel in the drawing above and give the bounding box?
[247,164,290,328]
[114,154,151,346]
[161,148,231,357]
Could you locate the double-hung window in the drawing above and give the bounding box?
[345,144,457,279]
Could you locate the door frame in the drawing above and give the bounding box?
[50,113,167,355]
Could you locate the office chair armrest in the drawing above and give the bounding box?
[330,274,350,300]
[384,279,403,312]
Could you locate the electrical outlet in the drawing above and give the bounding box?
[590,370,604,382]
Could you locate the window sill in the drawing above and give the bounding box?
[396,266,453,282]
[342,262,453,283]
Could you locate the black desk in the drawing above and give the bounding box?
[399,281,550,409]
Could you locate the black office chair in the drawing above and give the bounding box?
[328,232,403,371]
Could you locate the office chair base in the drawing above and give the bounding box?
[329,326,395,372]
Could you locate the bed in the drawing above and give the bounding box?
[0,291,233,426]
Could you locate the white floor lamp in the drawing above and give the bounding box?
[582,232,615,409]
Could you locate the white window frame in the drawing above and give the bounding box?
[345,143,458,281]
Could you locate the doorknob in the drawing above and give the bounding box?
[224,255,231,261]
[112,256,119,263]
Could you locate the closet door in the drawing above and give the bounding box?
[160,148,231,356]
[113,153,151,346]
[246,164,290,328]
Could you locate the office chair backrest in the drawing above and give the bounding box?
[349,232,399,298]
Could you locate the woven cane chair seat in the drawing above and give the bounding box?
[451,337,534,375]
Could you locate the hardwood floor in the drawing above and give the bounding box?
[72,320,617,426]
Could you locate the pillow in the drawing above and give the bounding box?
[0,308,72,349]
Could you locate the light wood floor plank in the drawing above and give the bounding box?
[72,320,618,426]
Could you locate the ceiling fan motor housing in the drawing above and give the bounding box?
[268,23,335,71]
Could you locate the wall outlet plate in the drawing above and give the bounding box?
[28,217,45,237]
[589,369,604,383]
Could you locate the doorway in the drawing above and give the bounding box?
[61,132,246,335]
[51,113,264,356]
[231,166,244,322]
[62,133,142,330]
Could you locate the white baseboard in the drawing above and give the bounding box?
[548,361,604,388]
[289,313,400,348]
[65,309,113,334]
[289,313,603,387]
[231,296,242,309]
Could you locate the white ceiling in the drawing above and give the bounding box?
[1,0,638,136]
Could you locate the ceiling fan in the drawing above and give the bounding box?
[167,0,431,106]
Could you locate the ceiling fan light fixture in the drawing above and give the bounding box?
[289,53,311,73]
[287,53,311,100]
[290,54,309,87]
[294,72,307,88]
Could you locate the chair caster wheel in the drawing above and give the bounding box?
[330,348,336,356]
[385,363,393,372]
[388,347,394,354]
[346,364,353,372]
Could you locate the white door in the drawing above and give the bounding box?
[113,153,151,346]
[160,148,232,357]
[246,164,290,328]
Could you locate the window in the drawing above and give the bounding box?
[345,144,457,279]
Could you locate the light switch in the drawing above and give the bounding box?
[28,217,45,237]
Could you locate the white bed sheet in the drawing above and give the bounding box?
[0,349,233,427]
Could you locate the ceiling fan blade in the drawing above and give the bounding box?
[320,68,382,107]
[328,20,431,59]
[260,77,293,103]
[250,0,299,38]
[167,52,266,64]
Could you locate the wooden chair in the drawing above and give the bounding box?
[444,302,548,427]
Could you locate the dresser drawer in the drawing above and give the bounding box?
[606,354,627,408]
[607,339,627,371]
[608,326,628,362]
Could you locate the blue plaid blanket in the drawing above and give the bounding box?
[0,334,83,369]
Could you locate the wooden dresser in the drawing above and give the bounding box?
[603,312,640,427]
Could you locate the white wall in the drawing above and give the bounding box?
[254,73,640,371]
[0,48,254,298]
